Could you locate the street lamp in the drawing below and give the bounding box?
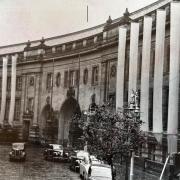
[82,101,97,152]
[128,90,140,180]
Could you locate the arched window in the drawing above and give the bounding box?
[83,68,88,85]
[56,72,61,87]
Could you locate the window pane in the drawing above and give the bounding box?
[14,99,21,121]
[64,71,68,88]
[92,66,99,85]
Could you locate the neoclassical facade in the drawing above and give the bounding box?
[0,0,180,162]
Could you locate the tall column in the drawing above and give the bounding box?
[168,2,180,135]
[140,16,152,131]
[33,74,40,125]
[116,26,127,110]
[153,10,166,134]
[0,56,8,126]
[167,2,180,154]
[128,22,139,100]
[8,55,17,126]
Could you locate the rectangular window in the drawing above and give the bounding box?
[69,70,75,87]
[56,46,62,52]
[66,43,72,51]
[14,99,21,121]
[7,77,11,91]
[46,73,52,90]
[45,48,52,54]
[76,41,83,49]
[16,76,22,91]
[87,37,94,46]
[64,71,69,88]
[27,97,34,113]
[92,66,99,85]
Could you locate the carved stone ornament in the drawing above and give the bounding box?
[29,76,34,86]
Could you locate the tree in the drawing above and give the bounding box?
[76,103,145,180]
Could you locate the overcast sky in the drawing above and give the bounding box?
[0,0,157,46]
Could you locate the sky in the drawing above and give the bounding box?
[0,0,157,46]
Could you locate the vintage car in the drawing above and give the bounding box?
[9,143,26,161]
[43,144,68,161]
[79,155,103,178]
[69,150,89,172]
[87,164,113,180]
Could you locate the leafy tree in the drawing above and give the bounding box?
[75,103,145,180]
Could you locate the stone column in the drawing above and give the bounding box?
[140,16,152,131]
[116,26,127,110]
[33,74,40,125]
[167,2,180,153]
[8,55,17,126]
[0,56,8,126]
[153,10,166,134]
[128,22,139,100]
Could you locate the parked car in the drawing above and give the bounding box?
[9,143,26,161]
[69,150,89,172]
[80,155,103,179]
[87,164,113,180]
[43,144,64,161]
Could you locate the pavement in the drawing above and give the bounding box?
[115,164,169,180]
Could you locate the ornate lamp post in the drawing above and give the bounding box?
[128,90,140,180]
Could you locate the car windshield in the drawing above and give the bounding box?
[50,144,63,150]
[76,151,89,158]
[12,143,24,150]
[91,166,112,178]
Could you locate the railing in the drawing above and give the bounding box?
[15,33,121,63]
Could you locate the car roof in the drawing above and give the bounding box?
[91,164,111,168]
[49,144,63,146]
[12,142,25,146]
[49,144,63,149]
[77,150,89,156]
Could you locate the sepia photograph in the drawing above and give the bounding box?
[0,0,180,179]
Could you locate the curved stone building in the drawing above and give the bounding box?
[0,0,180,162]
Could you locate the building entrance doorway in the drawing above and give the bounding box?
[40,103,58,143]
[58,97,81,147]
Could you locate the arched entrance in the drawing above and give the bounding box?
[58,97,81,147]
[40,103,58,143]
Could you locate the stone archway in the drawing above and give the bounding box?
[58,97,81,147]
[40,103,58,142]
